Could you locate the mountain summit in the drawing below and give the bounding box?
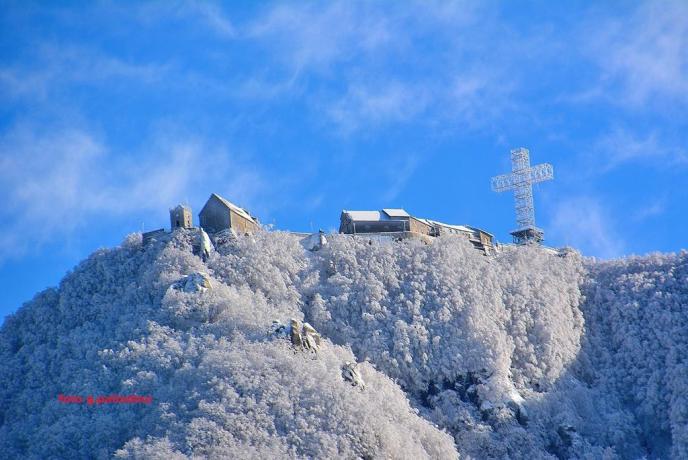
[1,230,686,458]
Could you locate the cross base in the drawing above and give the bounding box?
[510,227,544,245]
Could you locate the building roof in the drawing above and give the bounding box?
[209,193,257,223]
[142,228,165,236]
[342,209,493,238]
[342,209,411,221]
[342,210,383,221]
[464,225,494,238]
[382,208,410,218]
[419,218,494,238]
[421,219,473,233]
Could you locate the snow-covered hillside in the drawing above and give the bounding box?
[0,230,686,459]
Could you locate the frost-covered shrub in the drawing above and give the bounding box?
[112,331,455,459]
[1,230,686,459]
[301,235,588,457]
[0,231,455,459]
[305,236,584,396]
[208,231,306,307]
[581,251,688,459]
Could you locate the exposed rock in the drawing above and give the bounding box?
[270,320,289,339]
[172,272,212,293]
[557,424,577,448]
[301,230,328,252]
[479,400,494,420]
[558,246,577,258]
[516,404,529,425]
[289,319,322,352]
[212,228,238,247]
[302,323,321,351]
[507,400,529,426]
[290,319,302,347]
[193,228,213,261]
[342,362,365,389]
[326,260,336,277]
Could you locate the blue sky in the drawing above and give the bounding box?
[1,1,687,320]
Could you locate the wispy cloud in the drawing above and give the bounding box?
[247,1,395,75]
[244,1,519,133]
[584,1,688,107]
[0,1,531,137]
[445,66,518,129]
[0,127,105,259]
[0,123,267,261]
[632,198,667,222]
[548,196,625,259]
[590,127,688,173]
[381,154,422,203]
[325,81,431,134]
[107,1,236,38]
[183,1,235,38]
[0,44,170,100]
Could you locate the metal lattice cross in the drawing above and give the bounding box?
[491,148,553,240]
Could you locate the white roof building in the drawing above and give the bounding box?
[339,208,494,253]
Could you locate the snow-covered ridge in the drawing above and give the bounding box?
[0,230,685,458]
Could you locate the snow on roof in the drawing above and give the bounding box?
[343,209,411,221]
[423,219,474,233]
[211,193,257,222]
[343,210,493,237]
[343,210,383,221]
[439,223,474,233]
[467,225,494,238]
[420,218,493,237]
[382,208,410,218]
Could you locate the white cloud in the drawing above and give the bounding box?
[0,44,170,100]
[632,199,666,222]
[0,1,527,136]
[322,65,511,134]
[183,1,235,38]
[585,1,688,107]
[325,81,430,133]
[98,1,236,38]
[381,154,422,203]
[591,127,688,172]
[0,128,100,259]
[244,1,517,133]
[248,1,395,75]
[548,196,625,259]
[0,124,267,261]
[446,67,517,128]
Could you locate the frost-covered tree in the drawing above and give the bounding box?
[1,229,686,458]
[579,251,688,459]
[0,230,455,459]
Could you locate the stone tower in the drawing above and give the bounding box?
[170,204,193,230]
